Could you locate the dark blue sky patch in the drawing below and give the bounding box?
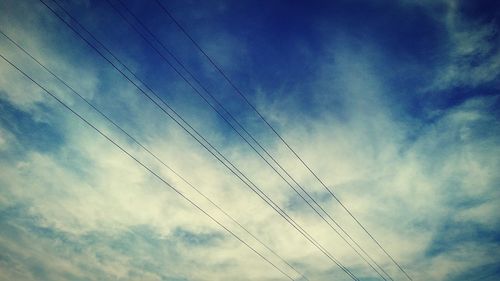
[0,97,64,154]
[284,189,334,215]
[32,0,496,128]
[447,261,500,281]
[60,0,484,131]
[426,85,500,115]
[183,0,447,125]
[458,0,500,24]
[0,205,86,255]
[425,219,500,258]
[172,227,224,246]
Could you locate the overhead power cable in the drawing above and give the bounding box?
[38,0,359,279]
[154,1,413,280]
[0,28,310,281]
[105,0,391,279]
[0,50,298,281]
[110,0,395,279]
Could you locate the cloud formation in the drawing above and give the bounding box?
[0,0,499,280]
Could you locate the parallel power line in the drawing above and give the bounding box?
[106,0,393,279]
[0,51,298,281]
[104,0,391,279]
[38,0,360,279]
[0,29,310,281]
[42,0,358,277]
[154,0,414,280]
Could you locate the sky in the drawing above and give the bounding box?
[0,0,499,280]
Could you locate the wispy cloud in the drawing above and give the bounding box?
[0,0,498,280]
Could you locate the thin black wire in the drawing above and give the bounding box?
[0,51,298,281]
[0,29,310,281]
[154,1,413,280]
[38,0,359,279]
[109,0,390,279]
[114,1,397,280]
[43,0,357,278]
[42,1,345,278]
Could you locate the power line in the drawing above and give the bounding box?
[38,0,359,279]
[154,1,413,280]
[107,0,392,279]
[0,50,298,281]
[0,28,310,281]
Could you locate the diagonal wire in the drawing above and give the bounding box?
[0,28,310,281]
[0,50,298,281]
[109,0,393,279]
[105,0,392,279]
[37,0,360,279]
[154,0,413,280]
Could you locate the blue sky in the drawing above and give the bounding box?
[0,0,499,280]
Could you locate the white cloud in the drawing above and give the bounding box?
[0,0,499,280]
[428,0,500,89]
